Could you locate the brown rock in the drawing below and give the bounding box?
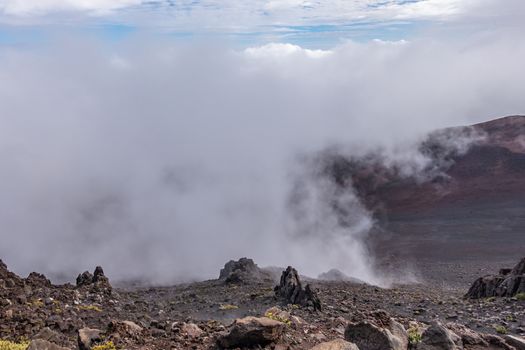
[445,323,487,347]
[310,339,360,350]
[77,328,102,350]
[217,316,285,348]
[27,339,70,350]
[504,335,525,350]
[181,323,203,338]
[107,320,143,339]
[345,318,408,350]
[33,327,69,346]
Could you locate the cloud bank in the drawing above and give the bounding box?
[0,30,524,285]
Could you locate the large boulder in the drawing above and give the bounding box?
[496,275,525,297]
[33,327,71,347]
[274,266,321,311]
[27,339,70,350]
[217,316,285,348]
[344,317,408,350]
[445,323,487,347]
[181,323,204,339]
[107,320,143,339]
[219,258,273,284]
[77,328,102,350]
[416,322,462,350]
[504,335,525,350]
[310,339,360,350]
[465,257,525,298]
[465,275,505,299]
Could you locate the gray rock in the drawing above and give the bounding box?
[76,266,112,294]
[219,258,273,284]
[76,271,94,287]
[465,275,505,299]
[416,322,462,350]
[217,316,285,348]
[497,275,525,297]
[466,257,525,299]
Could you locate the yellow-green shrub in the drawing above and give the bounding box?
[0,339,29,350]
[92,341,117,350]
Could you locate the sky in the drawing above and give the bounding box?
[0,0,523,47]
[0,1,524,285]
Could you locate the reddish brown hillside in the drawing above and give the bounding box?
[348,115,525,217]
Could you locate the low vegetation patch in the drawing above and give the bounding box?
[407,327,422,346]
[515,292,525,301]
[92,341,117,350]
[495,325,507,335]
[219,304,238,311]
[79,305,103,312]
[0,339,29,350]
[264,311,291,326]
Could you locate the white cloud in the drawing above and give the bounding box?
[0,0,141,16]
[0,29,524,284]
[0,0,512,34]
[244,43,332,59]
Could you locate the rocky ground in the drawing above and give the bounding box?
[1,257,525,350]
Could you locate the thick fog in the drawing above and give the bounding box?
[0,31,524,285]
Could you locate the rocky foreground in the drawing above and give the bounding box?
[1,257,525,350]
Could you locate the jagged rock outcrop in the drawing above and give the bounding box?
[466,257,525,298]
[76,271,94,287]
[216,316,285,349]
[76,266,112,293]
[219,258,273,284]
[26,272,52,287]
[0,258,23,289]
[274,266,321,311]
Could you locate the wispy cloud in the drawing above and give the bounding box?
[0,0,492,41]
[0,0,142,16]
